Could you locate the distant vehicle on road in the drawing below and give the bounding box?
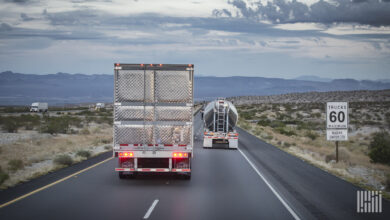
[30,102,48,112]
[203,99,238,148]
[95,103,105,109]
[113,63,194,179]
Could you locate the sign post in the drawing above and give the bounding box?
[326,102,349,163]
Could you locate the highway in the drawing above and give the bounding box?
[1,113,389,219]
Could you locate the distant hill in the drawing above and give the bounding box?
[1,71,390,105]
[293,75,333,82]
[228,90,390,105]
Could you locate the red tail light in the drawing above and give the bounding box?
[140,64,144,67]
[173,152,189,158]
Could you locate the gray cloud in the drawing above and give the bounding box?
[3,0,30,3]
[20,13,34,21]
[0,23,12,31]
[44,9,100,26]
[215,0,390,26]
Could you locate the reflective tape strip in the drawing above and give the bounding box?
[115,168,135,171]
[137,168,170,172]
[172,169,191,172]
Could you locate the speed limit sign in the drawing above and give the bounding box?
[326,102,348,129]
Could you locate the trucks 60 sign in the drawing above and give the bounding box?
[326,102,348,129]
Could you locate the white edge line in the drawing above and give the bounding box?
[143,199,159,219]
[238,148,301,220]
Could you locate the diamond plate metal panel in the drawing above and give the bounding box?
[115,106,153,121]
[115,70,154,102]
[114,125,153,145]
[155,106,192,121]
[154,125,191,145]
[155,71,192,103]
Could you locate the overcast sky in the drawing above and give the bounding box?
[0,0,389,80]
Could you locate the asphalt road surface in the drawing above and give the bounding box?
[1,113,389,219]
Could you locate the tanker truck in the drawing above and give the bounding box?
[203,99,238,148]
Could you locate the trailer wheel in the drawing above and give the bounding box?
[118,172,125,179]
[183,173,191,180]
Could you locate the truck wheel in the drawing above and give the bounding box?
[183,173,191,180]
[128,173,137,179]
[118,172,125,179]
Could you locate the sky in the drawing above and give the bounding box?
[0,0,389,80]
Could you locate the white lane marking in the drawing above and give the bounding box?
[143,199,159,219]
[238,148,301,220]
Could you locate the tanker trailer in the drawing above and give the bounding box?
[203,99,238,148]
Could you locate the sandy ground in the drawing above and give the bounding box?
[0,123,112,189]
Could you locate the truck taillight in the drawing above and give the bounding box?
[119,152,134,157]
[204,132,214,136]
[228,133,238,137]
[173,152,188,158]
[115,63,120,66]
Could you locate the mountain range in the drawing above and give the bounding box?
[1,71,390,105]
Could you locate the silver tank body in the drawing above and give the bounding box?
[203,99,238,132]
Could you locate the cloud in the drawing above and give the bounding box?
[215,0,390,26]
[0,23,12,31]
[20,13,34,21]
[3,0,30,3]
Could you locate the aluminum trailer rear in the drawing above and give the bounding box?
[113,63,194,179]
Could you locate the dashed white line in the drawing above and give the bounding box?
[238,148,301,220]
[143,199,159,219]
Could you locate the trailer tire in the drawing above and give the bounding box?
[183,173,191,180]
[118,172,125,179]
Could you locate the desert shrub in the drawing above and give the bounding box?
[240,111,256,120]
[257,119,271,127]
[311,112,321,118]
[76,150,91,158]
[269,120,286,128]
[43,117,69,134]
[19,114,40,130]
[386,173,390,191]
[8,159,24,172]
[240,122,251,130]
[77,110,95,116]
[68,117,83,128]
[85,116,94,125]
[54,155,73,166]
[104,145,112,150]
[2,117,19,132]
[306,131,319,140]
[283,142,291,148]
[80,128,90,135]
[325,153,336,163]
[325,148,350,163]
[368,132,390,165]
[386,113,390,128]
[101,138,112,144]
[0,166,9,185]
[2,106,29,113]
[275,127,296,136]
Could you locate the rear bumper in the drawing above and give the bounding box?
[115,168,190,172]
